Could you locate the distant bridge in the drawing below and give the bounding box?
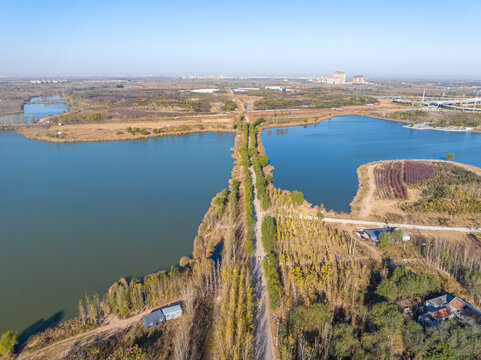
[394,97,481,112]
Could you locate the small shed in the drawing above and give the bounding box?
[142,309,166,330]
[162,304,183,320]
[363,228,388,243]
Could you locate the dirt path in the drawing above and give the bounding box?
[359,164,375,219]
[322,217,481,233]
[17,298,182,360]
[246,114,275,360]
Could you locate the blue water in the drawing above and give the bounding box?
[262,116,481,213]
[30,95,63,103]
[0,96,68,124]
[0,132,234,335]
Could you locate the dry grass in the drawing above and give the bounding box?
[16,115,236,143]
[350,159,481,227]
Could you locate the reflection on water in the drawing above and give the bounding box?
[0,95,68,124]
[265,128,289,137]
[0,131,234,334]
[263,115,481,213]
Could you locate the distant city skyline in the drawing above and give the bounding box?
[1,0,480,79]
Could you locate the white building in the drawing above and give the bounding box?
[162,304,183,320]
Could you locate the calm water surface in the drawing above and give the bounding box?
[0,132,234,336]
[262,116,481,213]
[0,96,68,124]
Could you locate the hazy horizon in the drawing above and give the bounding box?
[1,0,480,79]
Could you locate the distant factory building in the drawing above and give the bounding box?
[265,86,297,92]
[320,71,346,85]
[333,71,346,84]
[353,75,365,83]
[190,88,219,93]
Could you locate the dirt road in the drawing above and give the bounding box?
[17,298,183,360]
[359,165,374,219]
[323,217,481,233]
[246,114,275,360]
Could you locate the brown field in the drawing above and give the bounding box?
[350,159,481,227]
[16,115,236,143]
[13,99,411,143]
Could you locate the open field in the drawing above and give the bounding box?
[350,159,481,227]
[12,98,410,143]
[16,115,236,142]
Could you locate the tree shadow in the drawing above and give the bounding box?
[211,241,223,262]
[16,311,64,350]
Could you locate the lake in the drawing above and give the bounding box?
[0,131,234,336]
[0,96,68,124]
[262,116,481,213]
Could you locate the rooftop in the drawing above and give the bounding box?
[162,304,182,315]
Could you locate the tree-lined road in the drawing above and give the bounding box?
[246,114,275,360]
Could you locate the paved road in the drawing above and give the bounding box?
[247,114,275,360]
[323,217,481,233]
[272,213,481,233]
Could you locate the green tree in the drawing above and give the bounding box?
[288,302,333,332]
[258,154,268,167]
[261,216,276,254]
[391,229,404,242]
[0,330,18,355]
[290,190,304,206]
[424,343,457,360]
[376,266,440,302]
[378,232,391,249]
[330,323,361,358]
[369,302,404,333]
[446,153,455,160]
[403,320,428,358]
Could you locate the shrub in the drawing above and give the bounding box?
[261,196,269,211]
[262,254,281,310]
[221,100,238,111]
[179,256,190,267]
[288,303,333,332]
[446,153,455,160]
[369,302,404,333]
[258,154,268,167]
[0,330,18,355]
[261,216,276,254]
[291,190,304,206]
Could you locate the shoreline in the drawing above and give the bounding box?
[9,101,411,144]
[402,124,475,133]
[349,159,481,225]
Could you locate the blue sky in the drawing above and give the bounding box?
[1,0,480,79]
